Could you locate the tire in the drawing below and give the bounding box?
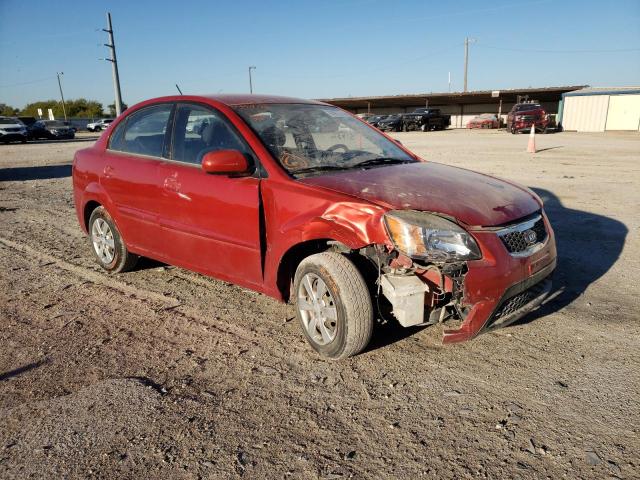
[294,252,373,359]
[510,125,517,134]
[88,206,138,273]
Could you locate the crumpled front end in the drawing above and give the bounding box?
[370,211,557,343]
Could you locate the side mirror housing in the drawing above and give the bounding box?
[202,150,250,175]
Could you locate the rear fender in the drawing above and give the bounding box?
[78,182,118,234]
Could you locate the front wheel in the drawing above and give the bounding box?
[88,206,138,273]
[294,252,373,359]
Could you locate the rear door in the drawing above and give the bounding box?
[102,103,174,255]
[156,102,263,288]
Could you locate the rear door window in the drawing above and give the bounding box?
[109,104,173,157]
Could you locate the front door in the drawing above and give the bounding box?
[156,103,263,288]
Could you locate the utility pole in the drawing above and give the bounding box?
[103,12,123,116]
[248,66,256,94]
[448,71,451,92]
[463,37,475,92]
[56,72,67,121]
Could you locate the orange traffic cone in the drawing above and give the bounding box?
[527,124,536,153]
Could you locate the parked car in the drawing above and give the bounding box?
[18,116,44,140]
[467,114,500,129]
[506,103,550,134]
[87,118,114,132]
[73,94,557,359]
[355,113,376,121]
[377,114,404,132]
[404,108,451,131]
[365,115,387,128]
[0,117,28,144]
[29,120,76,140]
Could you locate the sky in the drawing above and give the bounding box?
[1,0,639,110]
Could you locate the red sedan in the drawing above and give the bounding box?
[73,94,556,358]
[467,114,499,129]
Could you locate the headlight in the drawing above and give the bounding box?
[384,210,481,262]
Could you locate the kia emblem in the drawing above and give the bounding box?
[523,229,537,245]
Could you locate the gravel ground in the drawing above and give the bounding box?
[0,129,638,479]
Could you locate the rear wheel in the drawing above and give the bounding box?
[294,252,373,359]
[88,206,138,273]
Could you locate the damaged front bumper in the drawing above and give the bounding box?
[377,213,557,343]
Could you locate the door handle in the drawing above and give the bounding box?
[103,165,114,178]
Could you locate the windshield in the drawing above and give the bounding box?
[234,104,416,177]
[0,118,19,125]
[516,104,541,112]
[44,121,66,127]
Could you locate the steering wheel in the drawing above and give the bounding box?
[326,143,350,153]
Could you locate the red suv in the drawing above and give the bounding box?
[73,94,556,359]
[507,103,550,134]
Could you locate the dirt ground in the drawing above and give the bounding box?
[1,129,638,479]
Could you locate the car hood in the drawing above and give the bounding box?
[299,161,541,227]
[0,123,24,129]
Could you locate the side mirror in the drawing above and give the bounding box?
[201,150,250,175]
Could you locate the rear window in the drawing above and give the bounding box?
[109,104,172,157]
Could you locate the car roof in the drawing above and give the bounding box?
[137,94,326,107]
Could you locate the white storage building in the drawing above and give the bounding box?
[560,87,640,132]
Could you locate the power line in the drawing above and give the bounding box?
[475,44,640,54]
[0,76,56,89]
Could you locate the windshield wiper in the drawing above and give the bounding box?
[352,157,413,169]
[291,164,354,175]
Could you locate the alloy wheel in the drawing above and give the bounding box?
[91,218,115,264]
[297,273,338,345]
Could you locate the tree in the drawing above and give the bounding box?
[20,99,104,119]
[21,100,62,118]
[0,103,19,116]
[107,102,128,117]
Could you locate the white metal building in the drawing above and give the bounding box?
[560,87,640,132]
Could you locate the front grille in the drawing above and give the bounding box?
[491,276,551,323]
[498,216,547,255]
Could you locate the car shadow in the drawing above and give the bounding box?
[26,136,99,145]
[0,164,72,182]
[364,186,628,353]
[132,257,168,271]
[511,187,627,325]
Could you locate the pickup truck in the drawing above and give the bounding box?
[403,108,451,132]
